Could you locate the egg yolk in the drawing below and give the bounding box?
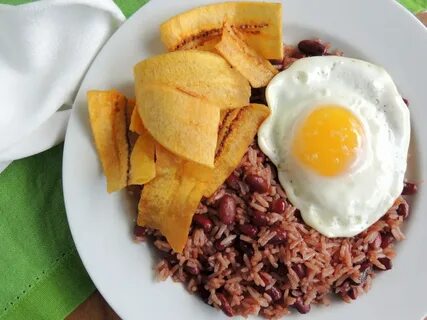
[292,105,364,176]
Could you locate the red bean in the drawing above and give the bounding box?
[218,195,236,225]
[193,214,213,233]
[271,198,286,213]
[269,226,287,245]
[184,263,200,276]
[376,257,392,271]
[217,293,234,317]
[245,174,269,193]
[402,182,417,195]
[225,173,240,190]
[251,210,269,226]
[291,50,306,59]
[397,202,409,219]
[347,288,357,300]
[133,225,147,239]
[298,39,327,56]
[239,224,258,238]
[291,264,307,278]
[381,233,395,248]
[359,261,372,272]
[292,298,311,314]
[266,286,282,302]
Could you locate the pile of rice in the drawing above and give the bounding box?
[134,42,410,318]
[136,143,408,318]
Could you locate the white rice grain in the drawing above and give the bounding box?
[258,230,276,247]
[215,224,227,239]
[221,234,237,246]
[250,202,267,212]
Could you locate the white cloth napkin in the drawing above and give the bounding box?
[0,0,125,173]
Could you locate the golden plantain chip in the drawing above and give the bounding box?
[129,104,145,135]
[217,108,241,151]
[137,145,181,232]
[136,103,269,252]
[183,108,241,183]
[160,2,283,60]
[137,145,206,253]
[137,83,220,167]
[160,177,205,253]
[216,24,279,88]
[126,99,139,149]
[129,129,156,185]
[203,103,271,196]
[87,90,129,193]
[156,104,270,197]
[134,50,250,109]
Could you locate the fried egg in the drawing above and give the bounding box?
[258,56,410,237]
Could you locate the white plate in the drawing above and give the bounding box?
[63,0,427,319]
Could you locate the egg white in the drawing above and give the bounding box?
[258,56,410,237]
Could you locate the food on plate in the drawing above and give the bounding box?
[129,130,156,186]
[144,40,414,318]
[87,1,417,318]
[160,2,283,60]
[134,50,250,110]
[129,104,144,135]
[137,145,207,253]
[215,23,278,88]
[87,90,129,193]
[137,104,270,252]
[154,143,409,318]
[203,103,270,196]
[136,83,220,167]
[219,109,240,145]
[258,56,410,237]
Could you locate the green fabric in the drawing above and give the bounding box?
[400,0,427,12]
[0,145,95,320]
[114,0,149,18]
[1,0,28,4]
[0,0,424,320]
